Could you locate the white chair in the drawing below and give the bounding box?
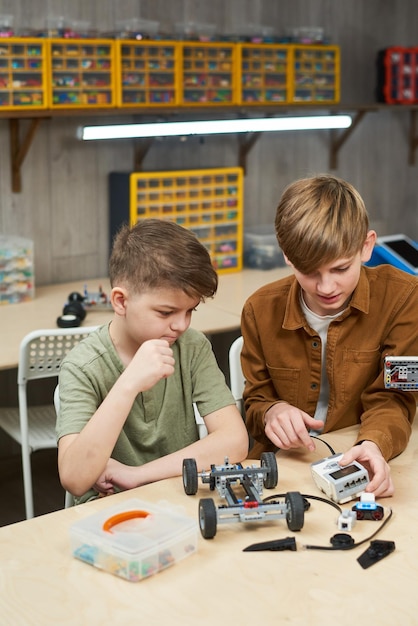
[0,326,98,519]
[194,335,245,439]
[53,385,74,509]
[228,335,245,415]
[193,403,208,439]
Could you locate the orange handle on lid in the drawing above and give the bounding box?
[103,509,150,533]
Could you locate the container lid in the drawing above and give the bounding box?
[70,498,197,556]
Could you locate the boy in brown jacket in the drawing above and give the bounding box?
[241,174,418,497]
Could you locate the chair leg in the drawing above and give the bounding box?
[65,491,74,508]
[21,447,34,520]
[18,386,34,519]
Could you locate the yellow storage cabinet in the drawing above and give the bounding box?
[238,43,291,104]
[130,168,243,273]
[48,38,116,108]
[116,40,180,107]
[290,44,340,103]
[180,42,238,105]
[109,168,243,273]
[0,38,48,110]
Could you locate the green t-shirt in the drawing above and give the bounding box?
[57,324,235,503]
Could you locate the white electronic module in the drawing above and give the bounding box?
[311,453,369,504]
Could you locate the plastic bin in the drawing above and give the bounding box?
[0,235,34,304]
[109,167,244,274]
[70,499,198,582]
[244,225,284,269]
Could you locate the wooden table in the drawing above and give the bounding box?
[0,268,290,371]
[1,420,417,625]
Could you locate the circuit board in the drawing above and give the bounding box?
[384,356,418,390]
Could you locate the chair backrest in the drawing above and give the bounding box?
[228,335,245,414]
[18,327,99,385]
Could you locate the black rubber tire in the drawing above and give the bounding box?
[182,458,198,495]
[56,314,81,328]
[260,451,278,489]
[63,300,86,321]
[199,498,217,539]
[285,491,305,531]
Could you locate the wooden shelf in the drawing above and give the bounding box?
[2,103,418,192]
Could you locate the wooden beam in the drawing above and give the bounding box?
[408,109,418,166]
[133,138,154,171]
[9,118,42,193]
[329,110,368,169]
[238,132,262,174]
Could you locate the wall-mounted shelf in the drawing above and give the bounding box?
[1,103,418,192]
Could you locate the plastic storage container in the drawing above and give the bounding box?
[109,167,244,274]
[238,43,291,104]
[180,42,238,105]
[376,47,418,104]
[0,38,48,110]
[244,225,284,269]
[48,38,116,108]
[290,44,340,103]
[116,40,180,107]
[70,499,198,582]
[0,235,34,304]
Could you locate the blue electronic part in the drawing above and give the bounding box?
[352,494,384,521]
[365,234,418,275]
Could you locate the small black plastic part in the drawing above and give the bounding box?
[330,533,355,548]
[243,537,297,552]
[63,300,86,321]
[357,540,396,569]
[56,314,81,328]
[302,498,311,511]
[68,291,84,302]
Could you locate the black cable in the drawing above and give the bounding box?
[304,507,393,551]
[263,492,342,513]
[275,435,336,456]
[263,491,393,552]
[310,435,336,455]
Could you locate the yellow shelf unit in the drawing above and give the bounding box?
[180,42,238,105]
[237,43,291,104]
[290,44,340,104]
[127,167,243,273]
[116,40,180,107]
[48,38,116,108]
[0,38,48,110]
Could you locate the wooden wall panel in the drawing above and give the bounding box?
[0,0,417,286]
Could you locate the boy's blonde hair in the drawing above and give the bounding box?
[109,218,218,301]
[275,174,369,274]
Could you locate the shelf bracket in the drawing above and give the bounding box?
[133,138,154,171]
[408,109,418,166]
[9,118,42,193]
[238,132,262,174]
[329,110,368,169]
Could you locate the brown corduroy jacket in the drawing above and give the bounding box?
[241,264,418,461]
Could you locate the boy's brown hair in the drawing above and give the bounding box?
[275,174,369,274]
[109,218,218,300]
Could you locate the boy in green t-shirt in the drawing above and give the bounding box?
[57,219,248,504]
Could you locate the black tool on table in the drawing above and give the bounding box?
[243,537,297,552]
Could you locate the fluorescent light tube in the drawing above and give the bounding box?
[80,115,352,140]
